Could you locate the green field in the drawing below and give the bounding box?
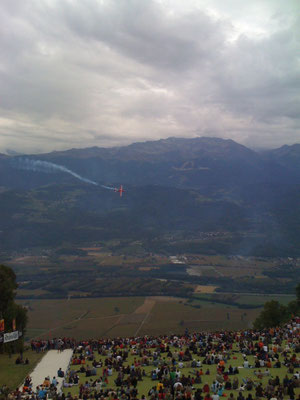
[139,301,260,335]
[192,293,295,308]
[19,297,145,340]
[19,296,263,340]
[235,294,296,306]
[0,350,44,390]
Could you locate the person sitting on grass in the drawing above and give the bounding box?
[151,370,158,380]
[15,356,22,365]
[79,365,86,373]
[232,377,239,390]
[24,376,32,388]
[203,383,210,393]
[274,359,281,368]
[225,378,232,390]
[195,371,202,384]
[92,359,102,368]
[217,384,224,397]
[237,392,245,400]
[255,383,264,398]
[266,359,272,368]
[50,382,58,396]
[204,393,213,400]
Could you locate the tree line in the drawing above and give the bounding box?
[0,265,27,353]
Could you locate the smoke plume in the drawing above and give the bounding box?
[14,158,98,185]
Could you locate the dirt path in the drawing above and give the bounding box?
[134,310,151,336]
[134,298,156,314]
[101,314,126,336]
[132,298,157,336]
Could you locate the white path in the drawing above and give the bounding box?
[21,349,73,393]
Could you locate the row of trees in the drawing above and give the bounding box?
[0,265,27,352]
[253,282,300,329]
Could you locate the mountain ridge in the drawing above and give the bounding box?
[2,137,299,190]
[6,137,300,159]
[20,137,261,162]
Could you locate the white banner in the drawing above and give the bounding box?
[4,331,19,343]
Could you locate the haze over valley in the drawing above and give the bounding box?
[0,137,299,328]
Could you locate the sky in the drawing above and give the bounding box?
[0,0,299,154]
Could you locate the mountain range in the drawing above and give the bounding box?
[0,137,299,256]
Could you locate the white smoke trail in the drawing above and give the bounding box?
[101,185,116,191]
[14,158,98,186]
[13,158,119,192]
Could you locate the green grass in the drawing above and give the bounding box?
[63,341,300,398]
[192,293,295,309]
[236,294,295,306]
[0,350,44,390]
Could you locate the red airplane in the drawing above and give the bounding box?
[115,185,125,197]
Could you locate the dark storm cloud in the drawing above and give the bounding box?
[0,0,299,153]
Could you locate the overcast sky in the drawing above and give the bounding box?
[0,0,299,154]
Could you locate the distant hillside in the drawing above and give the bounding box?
[0,181,299,256]
[1,137,300,190]
[0,137,299,256]
[41,137,257,162]
[264,144,300,173]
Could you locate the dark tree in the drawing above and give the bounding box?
[253,300,287,330]
[253,282,300,330]
[0,265,17,313]
[296,282,300,304]
[0,265,28,348]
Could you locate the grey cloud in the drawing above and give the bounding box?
[203,14,300,128]
[58,0,227,72]
[0,0,299,153]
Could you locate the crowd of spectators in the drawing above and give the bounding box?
[30,339,76,353]
[10,317,300,400]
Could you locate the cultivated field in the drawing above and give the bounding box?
[19,296,263,341]
[185,255,278,280]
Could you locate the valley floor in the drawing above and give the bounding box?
[19,296,263,340]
